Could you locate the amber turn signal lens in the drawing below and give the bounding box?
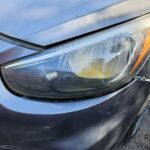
[131,30,150,73]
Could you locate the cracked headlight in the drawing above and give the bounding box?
[1,16,150,100]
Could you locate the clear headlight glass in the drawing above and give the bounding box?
[1,15,150,100]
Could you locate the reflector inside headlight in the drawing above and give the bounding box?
[1,15,150,100]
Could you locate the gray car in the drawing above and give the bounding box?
[0,0,150,150]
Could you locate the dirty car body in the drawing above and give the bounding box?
[0,0,150,150]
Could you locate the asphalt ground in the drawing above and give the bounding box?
[117,109,150,150]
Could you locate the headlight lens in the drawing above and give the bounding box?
[1,16,150,100]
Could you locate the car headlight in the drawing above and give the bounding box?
[1,15,150,100]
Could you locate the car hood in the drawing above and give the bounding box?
[0,0,124,51]
[0,0,124,38]
[0,0,150,52]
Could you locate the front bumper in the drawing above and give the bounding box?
[0,74,150,150]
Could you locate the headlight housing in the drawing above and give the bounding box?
[1,15,150,100]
